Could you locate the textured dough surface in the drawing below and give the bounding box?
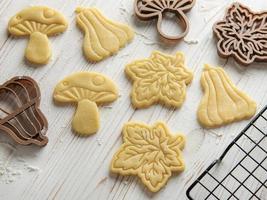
[53,72,118,135]
[8,6,68,64]
[197,64,257,128]
[125,51,193,108]
[111,121,185,192]
[76,7,134,62]
[25,32,51,64]
[72,99,100,135]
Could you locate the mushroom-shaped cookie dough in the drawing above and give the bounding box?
[53,72,118,135]
[8,6,68,65]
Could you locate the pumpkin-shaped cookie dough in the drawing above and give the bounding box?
[76,7,134,62]
[197,64,256,128]
[8,6,68,65]
[53,72,118,135]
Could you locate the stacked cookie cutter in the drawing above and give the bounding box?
[0,77,48,146]
[135,0,195,41]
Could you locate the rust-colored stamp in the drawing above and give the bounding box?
[134,0,195,41]
[0,77,48,146]
[213,3,267,65]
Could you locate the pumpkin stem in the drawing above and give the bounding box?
[204,64,212,70]
[25,32,51,64]
[72,99,100,135]
[75,7,85,13]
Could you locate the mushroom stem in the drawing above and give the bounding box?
[72,99,100,135]
[25,32,51,65]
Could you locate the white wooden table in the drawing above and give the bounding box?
[0,0,267,199]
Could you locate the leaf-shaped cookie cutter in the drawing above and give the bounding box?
[213,3,267,65]
[135,0,195,41]
[0,76,48,146]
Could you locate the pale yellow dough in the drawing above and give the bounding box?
[111,121,185,192]
[197,64,257,128]
[125,51,193,109]
[53,72,118,135]
[76,7,134,62]
[8,6,68,65]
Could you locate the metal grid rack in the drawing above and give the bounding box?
[186,106,267,200]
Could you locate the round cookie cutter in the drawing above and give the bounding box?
[134,0,195,41]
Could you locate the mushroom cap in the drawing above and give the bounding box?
[53,72,118,104]
[8,6,68,36]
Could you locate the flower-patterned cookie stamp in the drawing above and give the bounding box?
[134,0,195,41]
[213,3,267,65]
[125,51,193,109]
[110,121,185,192]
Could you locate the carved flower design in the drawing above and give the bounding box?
[125,51,193,108]
[110,122,185,192]
[213,3,267,65]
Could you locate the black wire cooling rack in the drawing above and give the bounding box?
[186,106,267,200]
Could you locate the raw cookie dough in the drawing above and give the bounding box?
[197,64,257,128]
[125,51,193,108]
[53,72,118,135]
[111,121,185,192]
[8,6,68,65]
[76,7,134,62]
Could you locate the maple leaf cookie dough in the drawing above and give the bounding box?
[111,121,185,192]
[8,6,68,65]
[125,51,193,109]
[197,64,257,128]
[76,7,134,62]
[53,72,118,135]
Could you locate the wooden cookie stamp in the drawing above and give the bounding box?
[0,77,48,146]
[135,0,195,41]
[213,3,267,65]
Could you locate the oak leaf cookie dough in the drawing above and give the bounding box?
[76,7,134,62]
[125,51,193,108]
[53,72,118,136]
[198,64,257,128]
[111,121,185,192]
[8,6,68,65]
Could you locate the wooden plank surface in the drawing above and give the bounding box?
[0,0,267,199]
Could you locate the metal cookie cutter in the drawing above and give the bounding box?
[135,0,195,41]
[0,76,48,146]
